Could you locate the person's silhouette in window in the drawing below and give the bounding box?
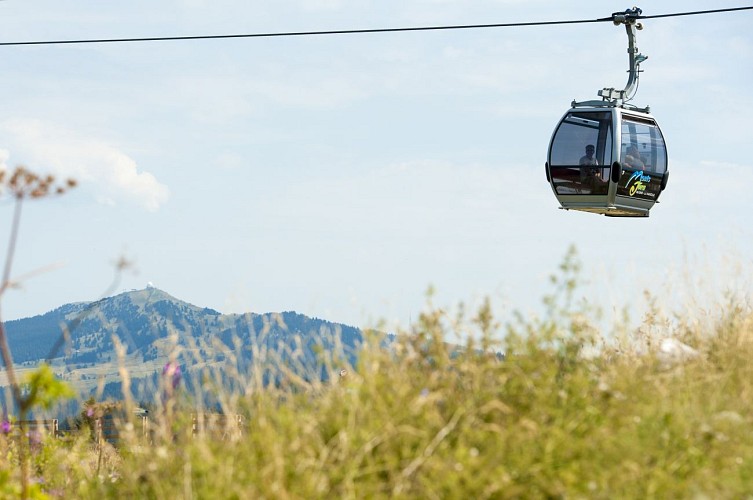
[579,144,604,191]
[623,144,645,170]
[579,144,599,166]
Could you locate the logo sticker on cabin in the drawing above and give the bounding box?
[625,170,652,197]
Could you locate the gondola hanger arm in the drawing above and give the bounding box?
[598,7,647,105]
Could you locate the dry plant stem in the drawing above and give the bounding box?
[0,198,23,403]
[0,320,20,405]
[0,197,31,499]
[1,198,23,293]
[96,427,104,477]
[0,169,77,499]
[114,336,135,417]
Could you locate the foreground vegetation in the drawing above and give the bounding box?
[1,264,752,498]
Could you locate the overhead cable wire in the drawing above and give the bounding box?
[637,6,753,20]
[0,19,604,47]
[0,5,751,47]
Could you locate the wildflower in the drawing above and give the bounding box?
[163,362,182,390]
[27,430,43,448]
[1,419,11,434]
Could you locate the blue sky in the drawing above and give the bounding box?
[1,1,751,331]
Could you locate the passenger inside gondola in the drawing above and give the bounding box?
[579,144,605,188]
[579,144,599,166]
[623,144,644,170]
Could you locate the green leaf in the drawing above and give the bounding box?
[22,364,75,410]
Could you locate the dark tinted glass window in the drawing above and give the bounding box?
[549,111,612,195]
[550,112,613,166]
[620,118,667,174]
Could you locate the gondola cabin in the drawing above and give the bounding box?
[545,103,668,217]
[544,7,669,217]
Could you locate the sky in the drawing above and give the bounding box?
[0,0,751,333]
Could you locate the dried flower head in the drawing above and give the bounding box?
[1,165,77,200]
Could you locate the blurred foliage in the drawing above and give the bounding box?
[0,248,750,498]
[22,364,75,411]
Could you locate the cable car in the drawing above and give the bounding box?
[545,8,669,217]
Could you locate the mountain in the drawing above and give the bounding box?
[3,287,366,400]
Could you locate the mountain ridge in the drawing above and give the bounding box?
[3,287,366,399]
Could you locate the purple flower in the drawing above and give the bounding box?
[86,407,95,418]
[26,430,42,446]
[163,362,182,390]
[1,419,11,434]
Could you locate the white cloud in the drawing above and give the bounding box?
[1,119,169,211]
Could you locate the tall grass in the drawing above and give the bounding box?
[2,251,753,498]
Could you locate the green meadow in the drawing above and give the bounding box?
[2,251,753,499]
